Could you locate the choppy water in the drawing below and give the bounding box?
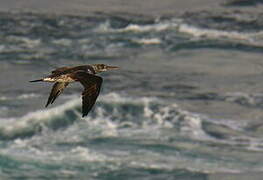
[1,3,263,179]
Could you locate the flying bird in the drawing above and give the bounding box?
[30,64,119,117]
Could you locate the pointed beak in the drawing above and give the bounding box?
[106,65,119,70]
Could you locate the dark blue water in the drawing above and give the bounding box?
[1,7,263,179]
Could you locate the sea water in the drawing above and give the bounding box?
[1,1,263,179]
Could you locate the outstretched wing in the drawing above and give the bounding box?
[73,72,103,117]
[45,82,69,107]
[51,67,70,74]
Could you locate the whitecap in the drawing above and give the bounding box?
[8,36,41,48]
[132,38,161,45]
[95,20,112,33]
[17,93,40,100]
[0,96,8,100]
[177,23,263,47]
[0,92,239,143]
[178,23,250,41]
[0,97,81,139]
[52,39,72,46]
[96,19,181,33]
[70,146,108,162]
[118,21,179,33]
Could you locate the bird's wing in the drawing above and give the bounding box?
[73,71,103,117]
[45,82,69,107]
[51,67,70,75]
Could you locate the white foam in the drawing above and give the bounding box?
[52,38,72,46]
[94,18,263,49]
[127,149,244,174]
[98,93,212,140]
[1,93,263,174]
[0,94,40,101]
[178,24,250,41]
[0,45,6,52]
[132,38,161,45]
[96,19,180,33]
[70,146,108,162]
[178,23,263,46]
[13,138,26,146]
[0,96,8,100]
[100,92,156,104]
[0,93,133,138]
[178,110,205,137]
[95,20,111,33]
[119,21,179,33]
[17,93,40,100]
[95,19,263,48]
[0,92,234,143]
[246,139,263,152]
[21,38,41,48]
[8,36,41,48]
[0,97,80,137]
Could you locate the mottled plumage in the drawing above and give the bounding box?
[30,64,119,117]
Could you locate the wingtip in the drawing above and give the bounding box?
[45,101,50,108]
[29,79,43,82]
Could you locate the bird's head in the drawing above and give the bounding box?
[92,64,119,73]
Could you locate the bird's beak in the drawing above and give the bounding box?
[106,65,119,70]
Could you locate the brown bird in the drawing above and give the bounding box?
[30,64,119,117]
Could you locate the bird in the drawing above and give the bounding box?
[30,64,119,117]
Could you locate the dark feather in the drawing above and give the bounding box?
[45,82,69,107]
[29,79,43,82]
[51,67,70,74]
[73,72,103,117]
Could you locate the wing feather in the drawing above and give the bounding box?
[45,82,69,107]
[73,72,103,117]
[51,67,70,75]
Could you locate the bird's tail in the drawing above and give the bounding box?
[29,79,43,82]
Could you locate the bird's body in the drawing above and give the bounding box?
[30,64,119,117]
[41,65,95,83]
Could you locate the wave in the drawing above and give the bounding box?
[117,20,179,33]
[1,92,260,153]
[94,17,263,50]
[95,19,181,33]
[94,17,263,43]
[17,93,41,100]
[223,0,263,6]
[7,36,41,48]
[0,93,228,174]
[0,93,208,140]
[178,24,263,47]
[52,38,72,46]
[0,93,40,101]
[178,24,250,41]
[132,38,161,45]
[1,12,263,61]
[224,92,263,108]
[0,96,8,101]
[0,97,81,140]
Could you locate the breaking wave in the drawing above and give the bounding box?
[0,92,260,153]
[94,16,263,51]
[0,93,207,140]
[1,12,263,62]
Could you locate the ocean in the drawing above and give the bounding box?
[1,0,263,179]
